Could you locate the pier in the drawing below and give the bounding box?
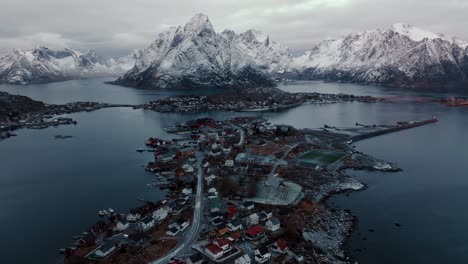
[351,117,438,142]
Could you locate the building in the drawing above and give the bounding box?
[270,239,288,254]
[227,205,238,220]
[169,218,190,230]
[265,217,280,232]
[209,211,224,222]
[263,209,273,219]
[257,212,268,222]
[205,244,224,260]
[227,219,243,231]
[207,188,218,199]
[158,151,177,162]
[166,227,180,236]
[115,219,129,232]
[138,216,156,231]
[95,243,116,258]
[182,187,193,195]
[126,213,141,222]
[245,225,264,241]
[225,159,234,167]
[254,246,271,264]
[247,212,260,226]
[177,147,196,157]
[152,208,168,221]
[214,237,233,254]
[235,254,252,264]
[183,164,195,173]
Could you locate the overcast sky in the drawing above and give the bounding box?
[0,0,467,58]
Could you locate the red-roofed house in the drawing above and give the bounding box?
[245,225,264,240]
[271,239,288,254]
[214,237,233,253]
[205,244,224,260]
[227,205,238,220]
[228,232,242,242]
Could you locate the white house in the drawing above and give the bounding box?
[182,188,193,195]
[205,174,217,185]
[227,219,243,231]
[166,227,180,236]
[126,213,141,222]
[254,247,271,264]
[207,188,218,199]
[235,254,252,264]
[115,220,129,232]
[183,164,194,173]
[138,217,155,231]
[95,243,116,258]
[205,244,224,260]
[152,208,168,221]
[224,159,234,167]
[169,218,190,230]
[222,147,232,154]
[265,217,280,232]
[247,213,260,226]
[263,209,273,219]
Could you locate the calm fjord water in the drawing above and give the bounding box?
[0,79,467,264]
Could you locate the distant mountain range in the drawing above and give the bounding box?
[1,14,467,88]
[0,47,133,85]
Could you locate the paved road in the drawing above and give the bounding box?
[150,152,204,264]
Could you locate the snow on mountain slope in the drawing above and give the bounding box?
[0,47,134,85]
[291,24,468,87]
[112,14,288,89]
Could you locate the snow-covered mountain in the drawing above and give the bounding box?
[112,14,289,89]
[0,46,134,85]
[290,23,468,87]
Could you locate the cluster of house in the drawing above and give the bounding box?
[199,200,295,263]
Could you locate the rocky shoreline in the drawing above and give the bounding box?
[0,91,134,141]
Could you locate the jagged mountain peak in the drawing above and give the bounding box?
[292,23,468,87]
[390,23,445,42]
[112,14,278,89]
[183,13,215,37]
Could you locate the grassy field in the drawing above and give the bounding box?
[298,149,347,166]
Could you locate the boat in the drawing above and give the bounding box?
[108,208,114,214]
[136,148,144,152]
[59,249,66,254]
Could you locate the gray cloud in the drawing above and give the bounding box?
[0,0,467,57]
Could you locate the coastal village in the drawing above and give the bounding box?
[61,114,436,264]
[141,87,380,113]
